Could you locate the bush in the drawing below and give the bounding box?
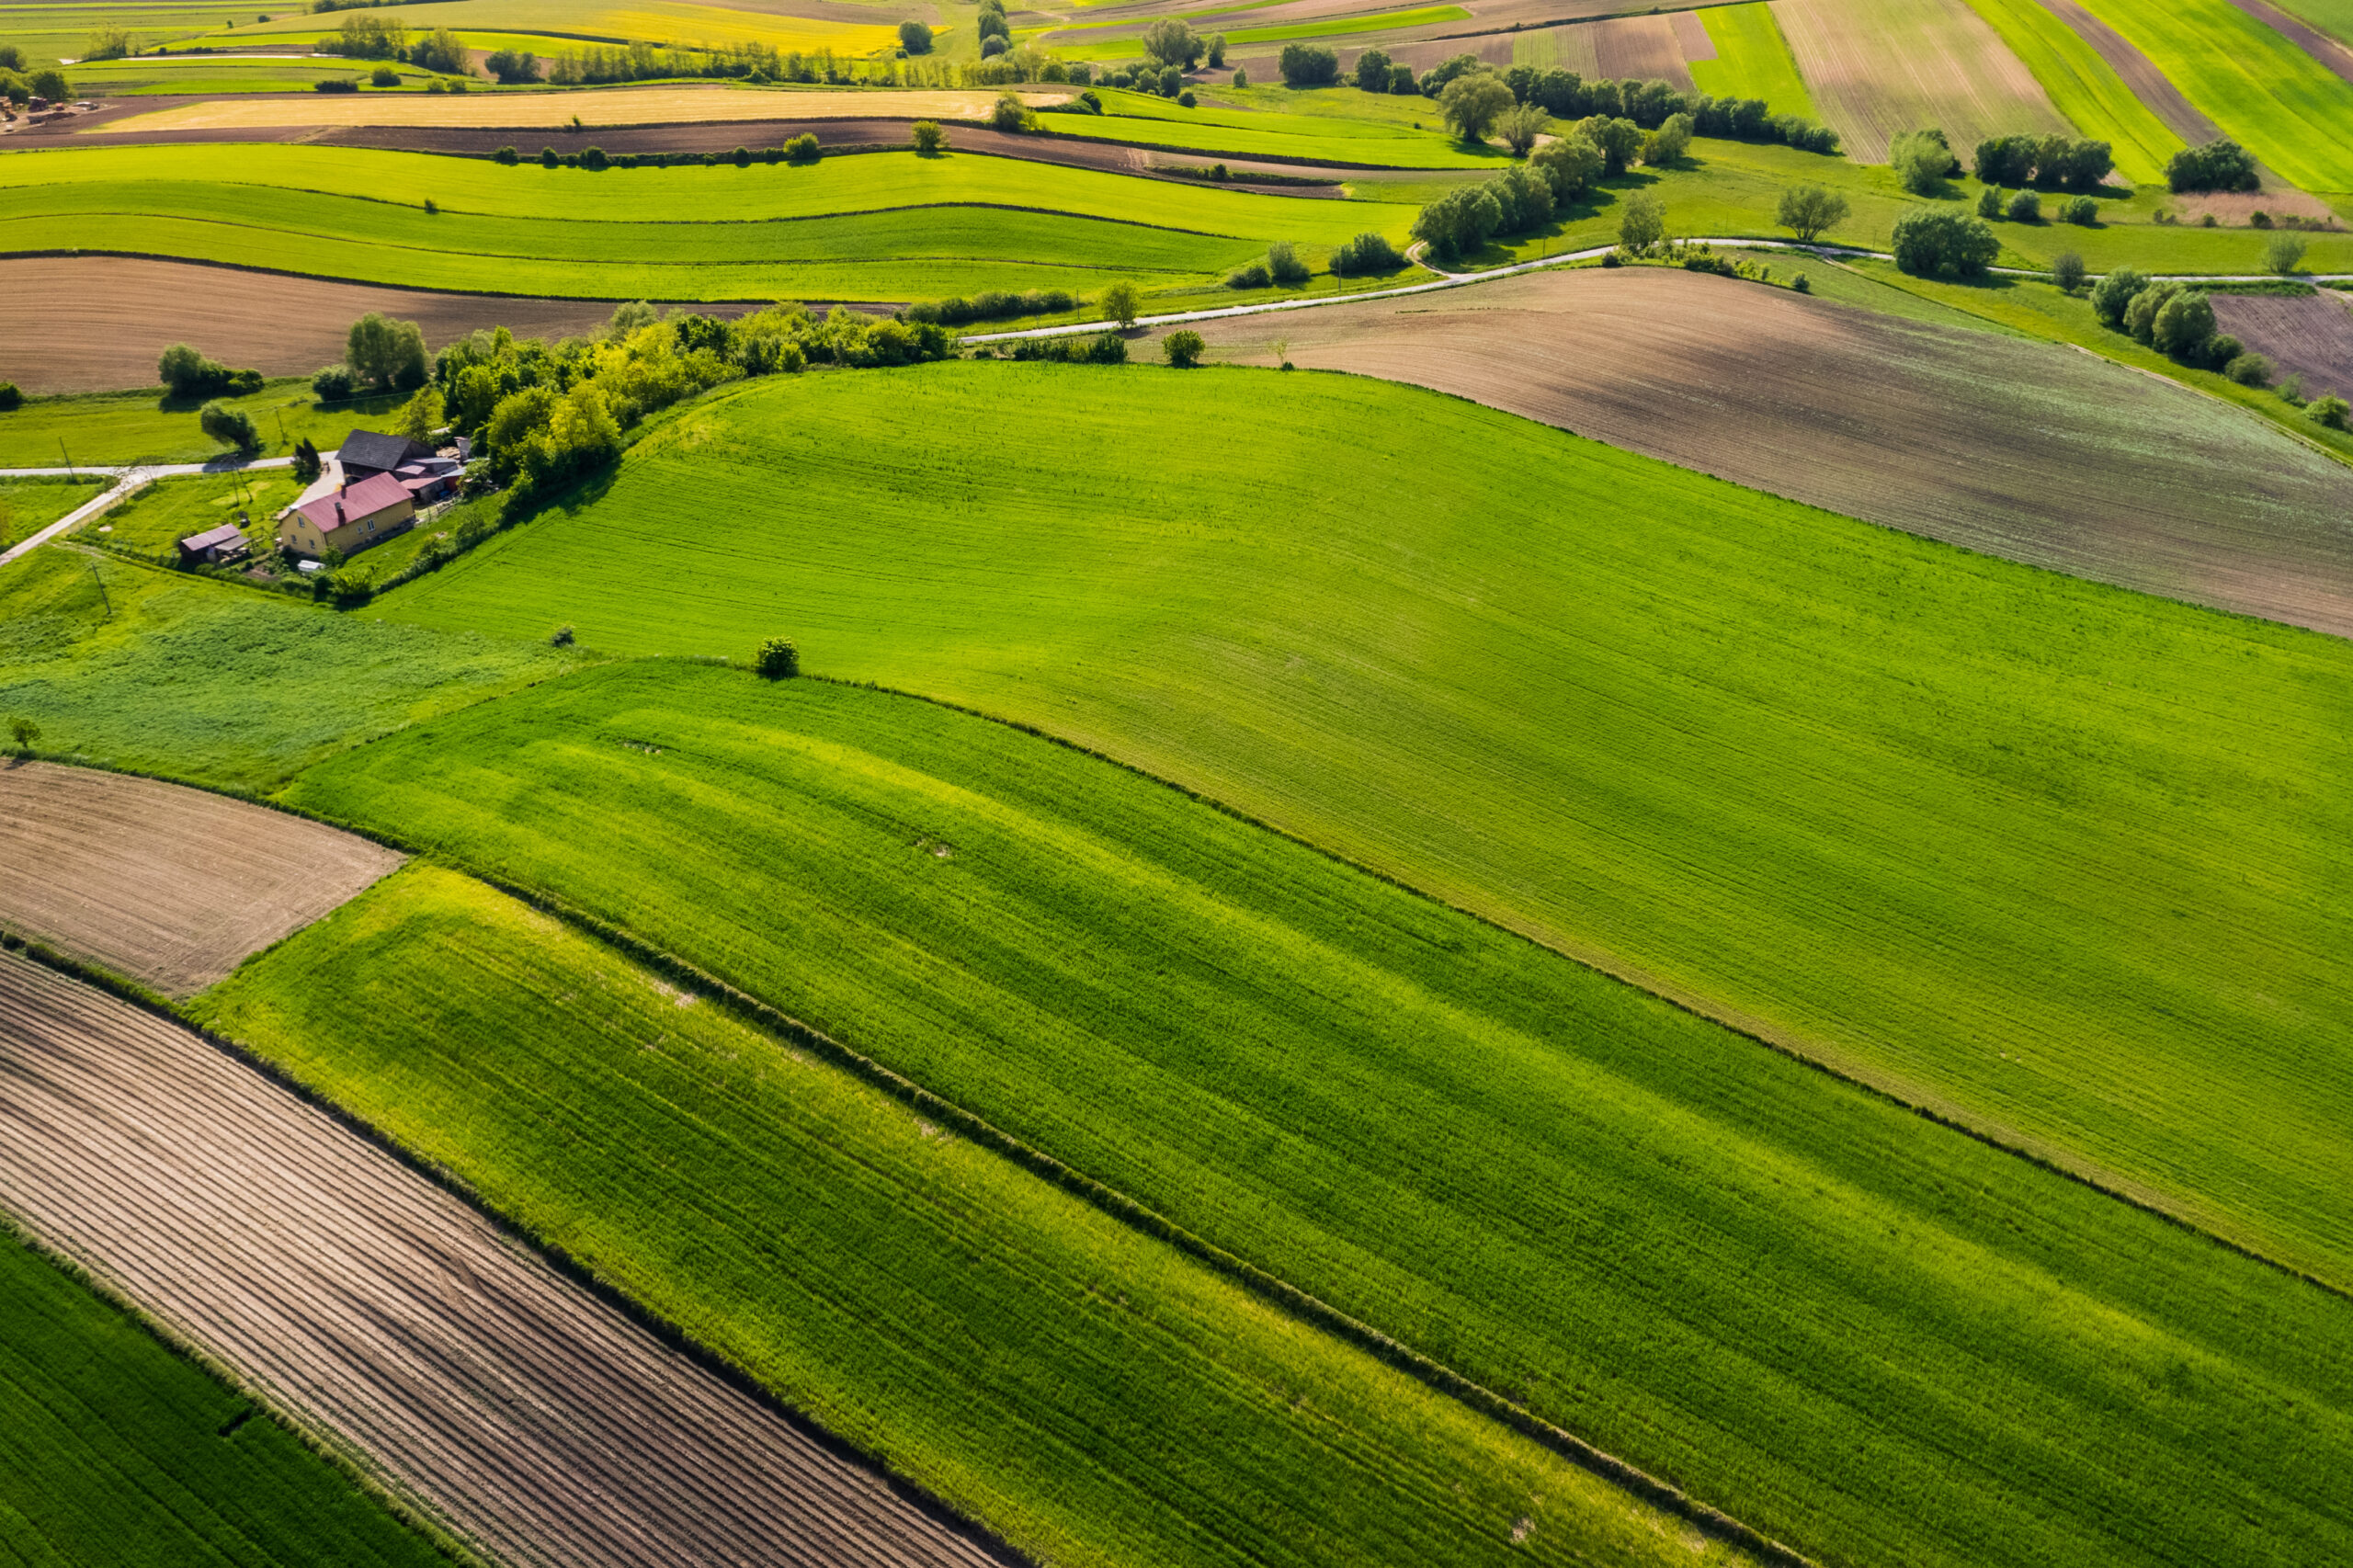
[1157,64,1184,97]
[369,63,399,85]
[899,19,933,52]
[2089,265,2149,326]
[1617,190,1665,255]
[992,91,1031,131]
[1178,89,1196,108]
[1642,111,1693,166]
[1233,67,1248,88]
[1890,127,1959,194]
[2250,209,2273,228]
[1208,33,1225,67]
[904,290,1077,325]
[551,624,575,647]
[2060,194,2097,225]
[158,343,261,400]
[199,400,259,451]
[291,437,323,483]
[2051,251,2086,292]
[912,119,947,154]
[8,716,39,756]
[1976,186,2003,220]
[1267,240,1311,284]
[312,363,358,401]
[2166,137,2258,193]
[2267,232,2309,275]
[540,145,560,167]
[0,381,20,413]
[1330,231,1405,275]
[1226,262,1271,289]
[2007,189,2040,223]
[1355,47,1392,91]
[2226,351,2275,387]
[785,132,820,162]
[580,145,608,171]
[755,637,800,678]
[494,144,519,165]
[2309,393,2350,430]
[1531,134,1604,201]
[314,76,358,92]
[1775,183,1848,244]
[1163,330,1206,368]
[1890,208,1998,277]
[1791,272,1810,293]
[1279,42,1338,85]
[1007,332,1127,364]
[981,34,1007,57]
[1387,64,1411,93]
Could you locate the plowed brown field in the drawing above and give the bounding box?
[1171,266,2353,634]
[2212,290,2353,396]
[0,949,1015,1568]
[1776,0,2066,159]
[0,762,403,994]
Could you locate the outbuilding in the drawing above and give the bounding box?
[176,522,252,567]
[278,472,415,560]
[335,429,436,483]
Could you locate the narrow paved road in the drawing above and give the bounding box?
[0,454,300,569]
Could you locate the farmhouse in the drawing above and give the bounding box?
[335,429,435,483]
[278,472,414,559]
[176,523,251,567]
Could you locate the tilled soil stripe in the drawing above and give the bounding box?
[0,949,1015,1568]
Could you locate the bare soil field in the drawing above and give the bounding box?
[0,258,788,394]
[1168,266,2353,634]
[0,948,1017,1568]
[1672,8,1717,60]
[2212,290,2353,394]
[0,761,404,994]
[1775,0,2067,159]
[1591,14,1695,86]
[93,85,1070,135]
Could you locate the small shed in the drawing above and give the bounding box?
[177,523,252,567]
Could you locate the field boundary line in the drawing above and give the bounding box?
[0,905,1033,1568]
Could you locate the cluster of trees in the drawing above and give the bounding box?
[1890,127,1961,194]
[1889,208,1999,277]
[1411,162,1565,260]
[158,343,264,401]
[1329,52,1837,153]
[1972,133,2113,191]
[315,16,470,73]
[2166,137,2259,193]
[978,0,1009,57]
[1331,230,1405,275]
[903,289,1078,324]
[1279,42,1339,86]
[313,312,430,398]
[997,330,1128,363]
[0,43,72,104]
[2090,270,2254,376]
[1975,186,2098,225]
[1142,17,1225,70]
[1227,240,1312,289]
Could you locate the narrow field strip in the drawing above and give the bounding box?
[1774,0,2071,160]
[0,948,1017,1568]
[93,86,1073,135]
[0,761,404,998]
[1958,0,2185,179]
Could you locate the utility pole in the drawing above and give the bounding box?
[88,560,111,619]
[57,437,74,479]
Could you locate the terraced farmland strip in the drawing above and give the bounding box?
[0,947,1015,1568]
[1687,4,1820,119]
[97,86,1068,135]
[198,862,1778,1568]
[1957,0,2187,179]
[279,660,2353,1568]
[0,762,403,997]
[1774,0,2071,160]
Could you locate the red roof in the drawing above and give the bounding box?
[294,472,411,535]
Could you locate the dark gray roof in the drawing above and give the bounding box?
[179,523,246,551]
[337,429,431,475]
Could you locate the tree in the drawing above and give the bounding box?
[369,63,400,86]
[898,19,933,53]
[394,385,445,443]
[2089,264,2148,326]
[1101,281,1142,328]
[2166,137,2258,193]
[1617,190,1665,255]
[1578,115,1642,176]
[1976,186,2003,220]
[2006,189,2040,222]
[28,68,69,102]
[347,312,430,390]
[785,132,820,161]
[1278,43,1338,85]
[1438,72,1514,142]
[7,716,38,755]
[2267,232,2309,276]
[1163,329,1206,367]
[1354,47,1392,91]
[1498,104,1547,156]
[1889,127,1958,195]
[1207,34,1226,67]
[1889,209,1997,277]
[756,637,801,678]
[2308,393,2349,431]
[1775,184,1849,244]
[1266,239,1310,283]
[158,342,219,397]
[1330,231,1404,275]
[992,92,1032,131]
[912,119,948,154]
[1642,111,1693,166]
[1233,67,1248,87]
[0,381,21,412]
[2225,351,2273,387]
[2123,278,2178,343]
[483,48,540,84]
[412,27,468,74]
[85,27,132,61]
[2051,251,2086,292]
[1410,183,1503,261]
[1531,134,1604,201]
[291,437,324,483]
[2150,289,2218,360]
[199,400,258,452]
[1142,17,1203,69]
[2059,194,2097,225]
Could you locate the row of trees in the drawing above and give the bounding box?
[1972,133,2113,192]
[2090,270,2248,371]
[2166,137,2259,194]
[316,16,470,74]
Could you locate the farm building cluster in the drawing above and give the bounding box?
[170,430,467,567]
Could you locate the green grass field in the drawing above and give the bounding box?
[0,545,584,790]
[0,1223,448,1568]
[2071,0,2353,192]
[1954,0,2184,182]
[87,471,290,565]
[1043,5,1469,60]
[1051,85,1506,167]
[64,56,463,94]
[0,381,402,469]
[0,475,104,550]
[176,0,904,53]
[191,860,1768,1568]
[2268,0,2353,44]
[0,0,237,61]
[364,363,2353,1294]
[271,660,2353,1568]
[1688,4,1820,120]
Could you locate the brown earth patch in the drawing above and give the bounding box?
[0,762,404,995]
[0,949,1016,1568]
[2212,290,2353,396]
[0,258,788,394]
[1165,266,2353,635]
[1592,14,1693,86]
[1671,8,1716,61]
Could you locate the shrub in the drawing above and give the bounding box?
[1890,127,1960,194]
[2267,233,2309,275]
[1976,187,2003,220]
[1178,89,1196,108]
[2206,333,2242,367]
[1438,72,1514,142]
[2166,137,2258,193]
[1330,231,1405,275]
[899,19,933,52]
[1531,134,1604,201]
[580,145,608,171]
[1208,33,1225,66]
[2251,209,2272,228]
[981,34,1007,57]
[2225,351,2275,387]
[1495,103,1548,157]
[426,78,446,94]
[1354,47,1392,92]
[2149,289,2217,360]
[912,119,947,154]
[2007,189,2040,223]
[1267,240,1311,284]
[8,716,38,756]
[540,145,560,167]
[1233,67,1248,88]
[2051,251,2086,292]
[1387,64,1411,93]
[1775,183,1848,244]
[2060,194,2097,225]
[1211,162,1227,179]
[312,364,358,401]
[1226,261,1271,289]
[1163,330,1206,367]
[2089,265,2148,326]
[1791,271,1810,293]
[1890,209,1998,277]
[1279,42,1338,85]
[1599,248,1622,267]
[1617,190,1665,255]
[2309,394,2350,430]
[494,144,519,165]
[1101,281,1142,328]
[1642,111,1692,165]
[904,290,1077,324]
[314,76,358,92]
[992,92,1030,131]
[0,381,20,412]
[369,63,399,86]
[755,637,800,678]
[291,437,323,483]
[199,400,259,451]
[1007,332,1126,364]
[786,132,820,162]
[2122,279,2176,343]
[1157,64,1184,97]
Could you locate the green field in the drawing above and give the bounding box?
[270,659,2353,1568]
[1044,5,1470,60]
[0,545,584,790]
[64,56,463,94]
[0,1222,448,1567]
[0,474,103,550]
[192,859,1766,1568]
[88,471,290,565]
[0,381,402,469]
[1687,4,1820,120]
[0,0,241,61]
[2071,0,2353,192]
[362,363,2353,1292]
[1051,85,1506,167]
[1954,0,2184,182]
[174,0,905,54]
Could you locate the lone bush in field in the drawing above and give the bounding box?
[2051,251,2086,293]
[7,716,37,755]
[1438,72,1514,142]
[1499,104,1547,156]
[1890,209,1996,278]
[786,132,820,162]
[898,19,932,52]
[1532,134,1603,200]
[912,119,947,154]
[199,400,259,452]
[2309,393,2351,430]
[2225,351,2274,387]
[2060,195,2097,225]
[1891,127,1960,195]
[755,638,800,678]
[1976,186,2003,220]
[1101,281,1142,328]
[1163,330,1206,368]
[2267,233,2309,275]
[2007,189,2041,223]
[1330,231,1405,275]
[1775,184,1848,244]
[1617,190,1665,256]
[2166,137,2258,193]
[1266,240,1311,284]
